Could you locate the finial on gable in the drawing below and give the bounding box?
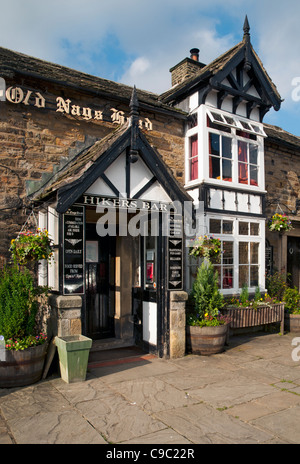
[243,15,251,72]
[243,15,250,40]
[129,86,139,162]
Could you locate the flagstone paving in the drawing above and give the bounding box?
[1,332,300,444]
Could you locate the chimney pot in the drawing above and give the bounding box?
[190,48,200,61]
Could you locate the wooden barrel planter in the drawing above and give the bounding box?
[186,324,228,356]
[284,314,300,332]
[0,343,48,388]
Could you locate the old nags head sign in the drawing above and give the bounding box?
[4,84,153,129]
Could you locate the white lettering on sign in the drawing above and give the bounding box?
[4,85,153,129]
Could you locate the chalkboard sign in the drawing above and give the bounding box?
[167,213,183,290]
[63,205,84,294]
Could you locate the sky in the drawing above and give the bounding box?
[1,0,300,136]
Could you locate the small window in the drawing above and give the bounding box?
[188,113,198,129]
[189,134,198,181]
[209,133,232,181]
[239,222,249,235]
[210,219,221,234]
[250,223,259,235]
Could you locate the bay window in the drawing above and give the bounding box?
[187,216,265,294]
[185,105,266,188]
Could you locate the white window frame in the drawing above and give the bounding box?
[186,214,266,295]
[185,105,266,191]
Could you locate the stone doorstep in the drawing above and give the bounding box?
[89,337,135,353]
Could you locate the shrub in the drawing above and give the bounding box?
[266,272,287,301]
[187,260,224,326]
[283,287,300,314]
[0,265,39,340]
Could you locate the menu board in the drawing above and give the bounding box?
[167,213,183,290]
[63,205,84,294]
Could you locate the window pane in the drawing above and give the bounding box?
[188,113,198,129]
[222,137,232,159]
[250,223,259,235]
[223,241,233,265]
[189,135,198,181]
[239,242,248,264]
[250,166,258,186]
[223,221,233,234]
[239,222,249,235]
[239,266,249,287]
[250,242,259,264]
[249,144,258,165]
[209,133,220,156]
[210,219,221,234]
[250,266,259,287]
[209,156,220,179]
[238,141,248,162]
[190,134,198,156]
[189,156,198,181]
[222,159,232,181]
[238,140,248,184]
[211,112,224,122]
[223,267,233,289]
[240,121,252,131]
[224,115,235,126]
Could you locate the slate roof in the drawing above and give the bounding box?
[0,46,185,118]
[30,123,130,201]
[160,40,281,107]
[264,124,300,151]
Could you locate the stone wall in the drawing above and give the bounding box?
[0,74,185,263]
[265,138,300,273]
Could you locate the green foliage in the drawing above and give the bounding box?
[283,287,300,314]
[0,265,41,341]
[187,260,224,326]
[10,228,53,266]
[240,284,249,306]
[5,333,47,350]
[266,272,287,301]
[254,286,261,302]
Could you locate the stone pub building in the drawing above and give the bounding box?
[0,18,300,358]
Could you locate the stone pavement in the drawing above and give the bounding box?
[1,331,300,444]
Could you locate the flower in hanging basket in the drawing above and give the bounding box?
[189,235,221,262]
[268,213,293,232]
[10,228,53,265]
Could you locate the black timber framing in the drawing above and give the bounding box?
[55,124,191,214]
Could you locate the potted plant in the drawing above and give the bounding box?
[0,265,48,387]
[10,228,53,266]
[189,235,221,263]
[283,287,300,332]
[268,213,293,232]
[186,260,229,355]
[222,283,285,334]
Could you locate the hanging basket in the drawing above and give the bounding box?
[189,235,221,262]
[268,213,293,232]
[10,228,53,266]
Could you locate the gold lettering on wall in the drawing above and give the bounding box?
[5,85,153,129]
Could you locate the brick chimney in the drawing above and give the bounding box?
[170,48,206,87]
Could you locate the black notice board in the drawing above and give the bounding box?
[167,213,183,290]
[63,205,84,294]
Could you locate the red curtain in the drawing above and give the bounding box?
[238,141,248,184]
[190,135,198,180]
